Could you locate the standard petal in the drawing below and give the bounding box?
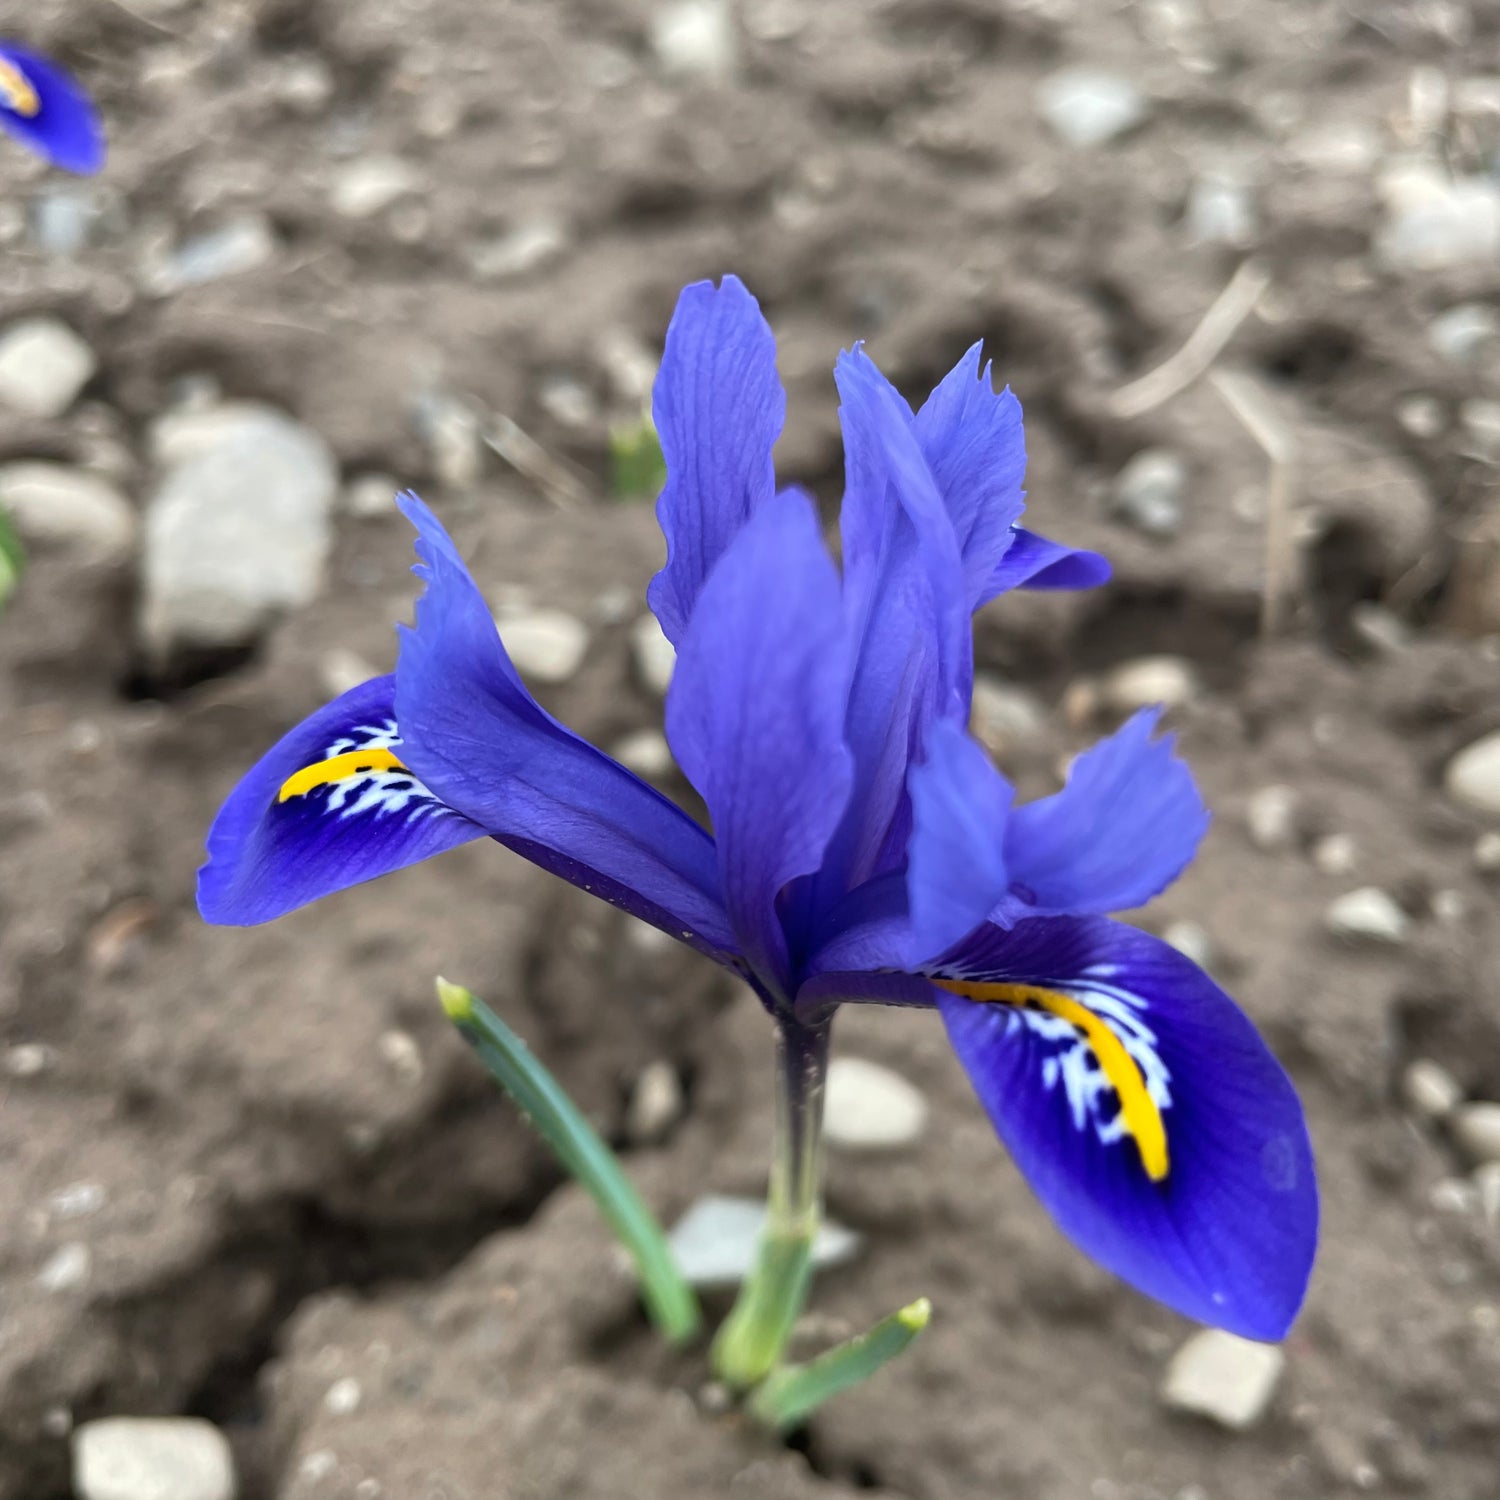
[905,716,1013,964]
[978,527,1111,603]
[935,916,1317,1340]
[647,275,785,647]
[392,494,739,963]
[198,676,486,925]
[666,487,852,992]
[1001,708,1209,920]
[911,344,1028,610]
[0,46,103,173]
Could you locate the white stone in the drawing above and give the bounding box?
[1324,887,1408,944]
[1460,399,1500,462]
[151,214,276,293]
[1402,1058,1464,1122]
[1445,732,1500,815]
[1429,303,1500,363]
[1037,69,1147,148]
[1110,448,1185,537]
[1376,172,1500,271]
[318,648,380,699]
[1452,1102,1500,1165]
[1186,171,1256,247]
[341,472,399,519]
[1245,784,1298,851]
[73,1417,235,1500]
[140,406,337,656]
[1161,1329,1284,1430]
[651,0,739,80]
[1163,920,1214,970]
[1475,831,1500,873]
[612,728,675,778]
[1103,655,1200,712]
[497,608,590,684]
[468,219,569,281]
[331,156,420,219]
[970,675,1046,752]
[625,1060,684,1145]
[0,317,97,418]
[666,1194,860,1289]
[824,1057,929,1151]
[323,1376,362,1415]
[0,463,134,563]
[1311,833,1357,876]
[630,612,676,696]
[36,1242,91,1292]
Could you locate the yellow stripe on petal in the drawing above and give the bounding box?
[0,59,41,119]
[935,977,1170,1182]
[278,748,410,803]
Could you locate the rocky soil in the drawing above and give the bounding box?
[2,1,1500,1498]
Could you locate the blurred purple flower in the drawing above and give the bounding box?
[199,276,1316,1341]
[0,42,103,174]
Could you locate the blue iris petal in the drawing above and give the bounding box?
[980,526,1112,601]
[936,916,1318,1341]
[648,276,785,648]
[392,493,740,964]
[197,675,486,925]
[666,487,853,994]
[0,44,103,174]
[1000,707,1210,922]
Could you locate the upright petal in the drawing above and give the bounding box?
[822,350,970,893]
[392,494,739,963]
[666,487,852,993]
[978,527,1111,602]
[912,344,1028,610]
[1002,708,1209,920]
[198,676,486,925]
[935,916,1317,1340]
[647,276,785,647]
[0,45,103,174]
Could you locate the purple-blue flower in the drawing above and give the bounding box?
[199,276,1316,1341]
[0,42,103,174]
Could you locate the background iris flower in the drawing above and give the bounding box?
[0,42,103,174]
[200,276,1316,1353]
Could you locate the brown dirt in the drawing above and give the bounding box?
[3,1,1500,1498]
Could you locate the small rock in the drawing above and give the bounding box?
[630,612,676,696]
[1186,170,1256,247]
[5,1042,55,1077]
[824,1057,929,1151]
[1103,655,1200,712]
[538,374,599,431]
[666,1194,860,1289]
[413,391,484,490]
[1325,887,1408,944]
[1475,830,1500,872]
[1459,400,1500,463]
[1110,448,1186,537]
[1245,785,1299,851]
[625,1060,684,1145]
[1162,920,1214,970]
[32,182,104,256]
[272,56,335,116]
[1376,171,1500,271]
[50,1182,106,1220]
[1452,1102,1500,1165]
[497,609,590,684]
[36,1242,91,1292]
[1349,603,1410,654]
[155,214,276,293]
[140,405,337,657]
[1431,887,1467,923]
[1396,394,1446,438]
[323,1376,362,1416]
[331,156,420,219]
[73,1417,236,1500]
[651,0,739,80]
[468,219,569,281]
[1401,1058,1464,1122]
[1311,833,1357,876]
[1429,303,1500,363]
[1037,69,1147,148]
[340,472,399,519]
[970,675,1046,753]
[1161,1329,1284,1431]
[1445,732,1500,816]
[0,316,97,417]
[318,648,379,699]
[612,728,675,778]
[0,463,134,563]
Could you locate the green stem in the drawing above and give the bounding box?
[711,1013,831,1388]
[749,1298,932,1431]
[437,978,702,1345]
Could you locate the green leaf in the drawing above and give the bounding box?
[436,978,702,1344]
[0,506,25,611]
[609,418,667,501]
[748,1297,932,1431]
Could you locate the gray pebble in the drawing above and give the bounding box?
[1311,833,1357,876]
[331,156,420,219]
[74,1417,236,1500]
[1445,732,1500,816]
[1376,171,1500,271]
[651,0,739,80]
[0,316,96,418]
[824,1057,929,1151]
[1162,920,1214,970]
[970,675,1046,753]
[497,608,590,684]
[1245,785,1299,851]
[1038,69,1147,148]
[1103,655,1200,712]
[1459,400,1500,463]
[1110,448,1186,537]
[340,472,400,520]
[1452,1102,1500,1165]
[1186,171,1257,247]
[151,214,276,294]
[1161,1329,1284,1431]
[612,728,675,778]
[1401,1058,1464,1122]
[625,1060,684,1145]
[468,219,569,281]
[1429,303,1500,364]
[666,1194,860,1289]
[630,612,676,696]
[1475,831,1500,873]
[1324,887,1408,944]
[0,462,135,564]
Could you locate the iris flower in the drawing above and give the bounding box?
[200,277,1316,1347]
[0,42,103,174]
